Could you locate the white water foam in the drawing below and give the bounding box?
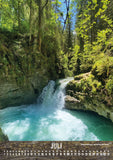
[0,78,101,141]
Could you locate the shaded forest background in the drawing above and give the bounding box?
[0,0,113,96]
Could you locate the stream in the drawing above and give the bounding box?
[0,78,113,141]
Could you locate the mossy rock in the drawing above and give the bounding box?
[74,74,84,80]
[0,128,8,141]
[106,75,113,95]
[66,80,78,93]
[74,72,90,80]
[67,73,102,95]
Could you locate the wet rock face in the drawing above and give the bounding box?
[0,72,49,109]
[65,73,113,122]
[65,93,113,122]
[65,95,81,109]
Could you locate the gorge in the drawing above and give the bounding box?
[0,78,113,141]
[0,0,113,141]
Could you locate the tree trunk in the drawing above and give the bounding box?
[29,0,32,45]
[38,0,42,52]
[0,0,2,26]
[18,0,21,32]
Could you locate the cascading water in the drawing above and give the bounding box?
[0,78,113,141]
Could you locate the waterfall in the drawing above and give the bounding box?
[1,78,113,141]
[37,77,74,110]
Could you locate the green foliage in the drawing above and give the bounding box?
[56,50,73,78]
[71,0,113,78]
[80,55,93,73]
[1,0,113,90]
[69,54,78,73]
[66,0,113,102]
[67,73,102,94]
[0,0,68,82]
[81,74,102,94]
[92,56,113,82]
[68,45,81,75]
[105,75,113,94]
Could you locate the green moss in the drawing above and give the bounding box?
[106,75,113,95]
[74,72,90,80]
[67,74,102,95]
[74,74,84,80]
[0,32,57,87]
[84,75,102,94]
[0,128,8,141]
[92,56,113,83]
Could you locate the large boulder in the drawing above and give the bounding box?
[65,95,81,109]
